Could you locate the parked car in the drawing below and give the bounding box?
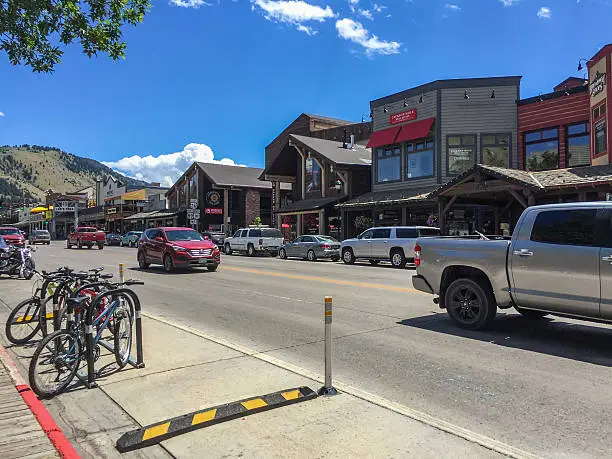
[279,235,340,261]
[412,202,612,330]
[0,227,26,247]
[223,227,283,257]
[29,229,51,245]
[137,227,220,273]
[340,226,440,268]
[106,233,122,246]
[120,231,142,247]
[66,227,106,249]
[201,231,225,247]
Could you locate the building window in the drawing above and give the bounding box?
[524,128,559,171]
[305,155,322,192]
[376,145,401,183]
[189,172,198,201]
[447,135,476,175]
[593,102,607,156]
[406,140,434,179]
[179,182,187,206]
[567,122,590,166]
[593,103,606,120]
[481,134,511,168]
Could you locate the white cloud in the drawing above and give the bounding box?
[335,18,400,56]
[348,0,359,12]
[251,0,335,33]
[359,9,373,20]
[103,143,243,187]
[445,3,461,11]
[169,0,210,7]
[373,3,386,13]
[537,6,551,18]
[0,112,4,117]
[499,0,519,6]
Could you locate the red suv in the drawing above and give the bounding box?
[137,227,220,273]
[0,227,26,247]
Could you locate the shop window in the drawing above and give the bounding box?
[447,135,476,175]
[593,103,606,120]
[482,134,510,168]
[305,155,322,193]
[406,140,434,179]
[376,146,401,183]
[524,128,559,171]
[567,122,590,166]
[595,120,607,155]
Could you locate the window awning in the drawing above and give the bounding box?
[366,126,401,149]
[395,117,435,143]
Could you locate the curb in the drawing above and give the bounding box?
[0,344,80,459]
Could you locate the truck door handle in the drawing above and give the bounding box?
[513,249,534,257]
[601,255,612,262]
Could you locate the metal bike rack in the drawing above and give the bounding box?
[79,288,145,389]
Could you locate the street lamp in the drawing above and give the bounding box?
[577,58,588,71]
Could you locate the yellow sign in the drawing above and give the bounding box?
[45,210,53,221]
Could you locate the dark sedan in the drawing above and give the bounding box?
[106,233,122,246]
[201,231,225,247]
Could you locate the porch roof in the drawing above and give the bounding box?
[336,188,433,209]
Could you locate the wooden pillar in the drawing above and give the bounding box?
[223,188,229,235]
[494,207,500,236]
[319,208,325,235]
[527,192,536,207]
[401,207,407,225]
[438,198,447,235]
[341,210,347,240]
[578,191,587,202]
[296,214,303,236]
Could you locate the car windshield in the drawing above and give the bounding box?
[316,236,338,242]
[261,229,282,238]
[0,228,20,235]
[419,228,441,236]
[165,230,204,241]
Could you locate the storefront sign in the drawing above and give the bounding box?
[590,71,606,97]
[45,210,53,221]
[106,207,117,215]
[390,108,417,125]
[205,208,223,215]
[187,208,201,219]
[206,191,221,206]
[189,199,198,209]
[271,182,277,226]
[55,201,76,213]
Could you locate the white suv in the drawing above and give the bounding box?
[340,226,440,268]
[224,227,284,257]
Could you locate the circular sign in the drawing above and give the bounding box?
[207,191,221,206]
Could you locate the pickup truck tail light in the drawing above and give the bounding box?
[259,239,263,246]
[414,244,421,267]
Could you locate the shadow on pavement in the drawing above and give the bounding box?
[398,312,612,366]
[127,267,214,275]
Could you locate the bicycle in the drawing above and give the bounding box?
[28,279,143,399]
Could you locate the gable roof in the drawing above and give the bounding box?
[289,134,371,166]
[196,163,291,190]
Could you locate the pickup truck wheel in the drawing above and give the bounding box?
[390,249,406,269]
[98,243,104,250]
[445,278,497,330]
[77,240,82,249]
[224,244,232,255]
[516,307,548,319]
[342,248,355,265]
[247,244,255,257]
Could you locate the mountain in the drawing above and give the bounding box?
[0,145,147,205]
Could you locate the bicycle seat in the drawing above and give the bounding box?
[100,273,113,279]
[67,296,89,307]
[89,267,104,273]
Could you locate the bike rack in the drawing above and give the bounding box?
[47,279,75,335]
[79,288,145,389]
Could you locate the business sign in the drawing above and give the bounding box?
[390,108,417,125]
[189,219,199,226]
[54,201,76,213]
[271,183,277,226]
[206,191,221,206]
[45,210,53,221]
[106,207,117,215]
[190,199,198,209]
[590,71,606,97]
[205,208,223,215]
[187,209,201,219]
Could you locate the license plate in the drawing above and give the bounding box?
[198,259,208,264]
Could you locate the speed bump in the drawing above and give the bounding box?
[116,386,317,452]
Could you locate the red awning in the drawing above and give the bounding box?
[366,126,401,149]
[394,117,435,143]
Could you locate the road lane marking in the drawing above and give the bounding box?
[222,266,423,294]
[143,312,540,459]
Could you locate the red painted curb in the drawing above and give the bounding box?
[0,346,80,458]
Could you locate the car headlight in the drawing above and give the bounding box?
[171,245,186,252]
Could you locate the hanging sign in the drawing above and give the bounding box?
[590,71,606,97]
[55,201,76,213]
[205,208,223,215]
[206,191,221,206]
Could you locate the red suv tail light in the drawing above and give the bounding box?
[414,244,421,267]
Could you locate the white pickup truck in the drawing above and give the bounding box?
[223,227,284,257]
[412,202,612,330]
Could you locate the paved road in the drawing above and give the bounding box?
[18,242,612,457]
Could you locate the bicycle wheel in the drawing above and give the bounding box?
[38,296,56,338]
[5,298,41,344]
[114,311,133,369]
[29,330,81,399]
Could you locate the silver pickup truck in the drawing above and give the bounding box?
[412,202,612,330]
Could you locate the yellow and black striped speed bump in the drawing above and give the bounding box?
[116,386,317,452]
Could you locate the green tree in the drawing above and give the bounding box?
[0,0,150,72]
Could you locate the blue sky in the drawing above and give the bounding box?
[0,0,610,186]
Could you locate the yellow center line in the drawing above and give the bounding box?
[222,266,422,294]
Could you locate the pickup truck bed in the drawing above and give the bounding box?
[67,227,106,250]
[412,202,612,330]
